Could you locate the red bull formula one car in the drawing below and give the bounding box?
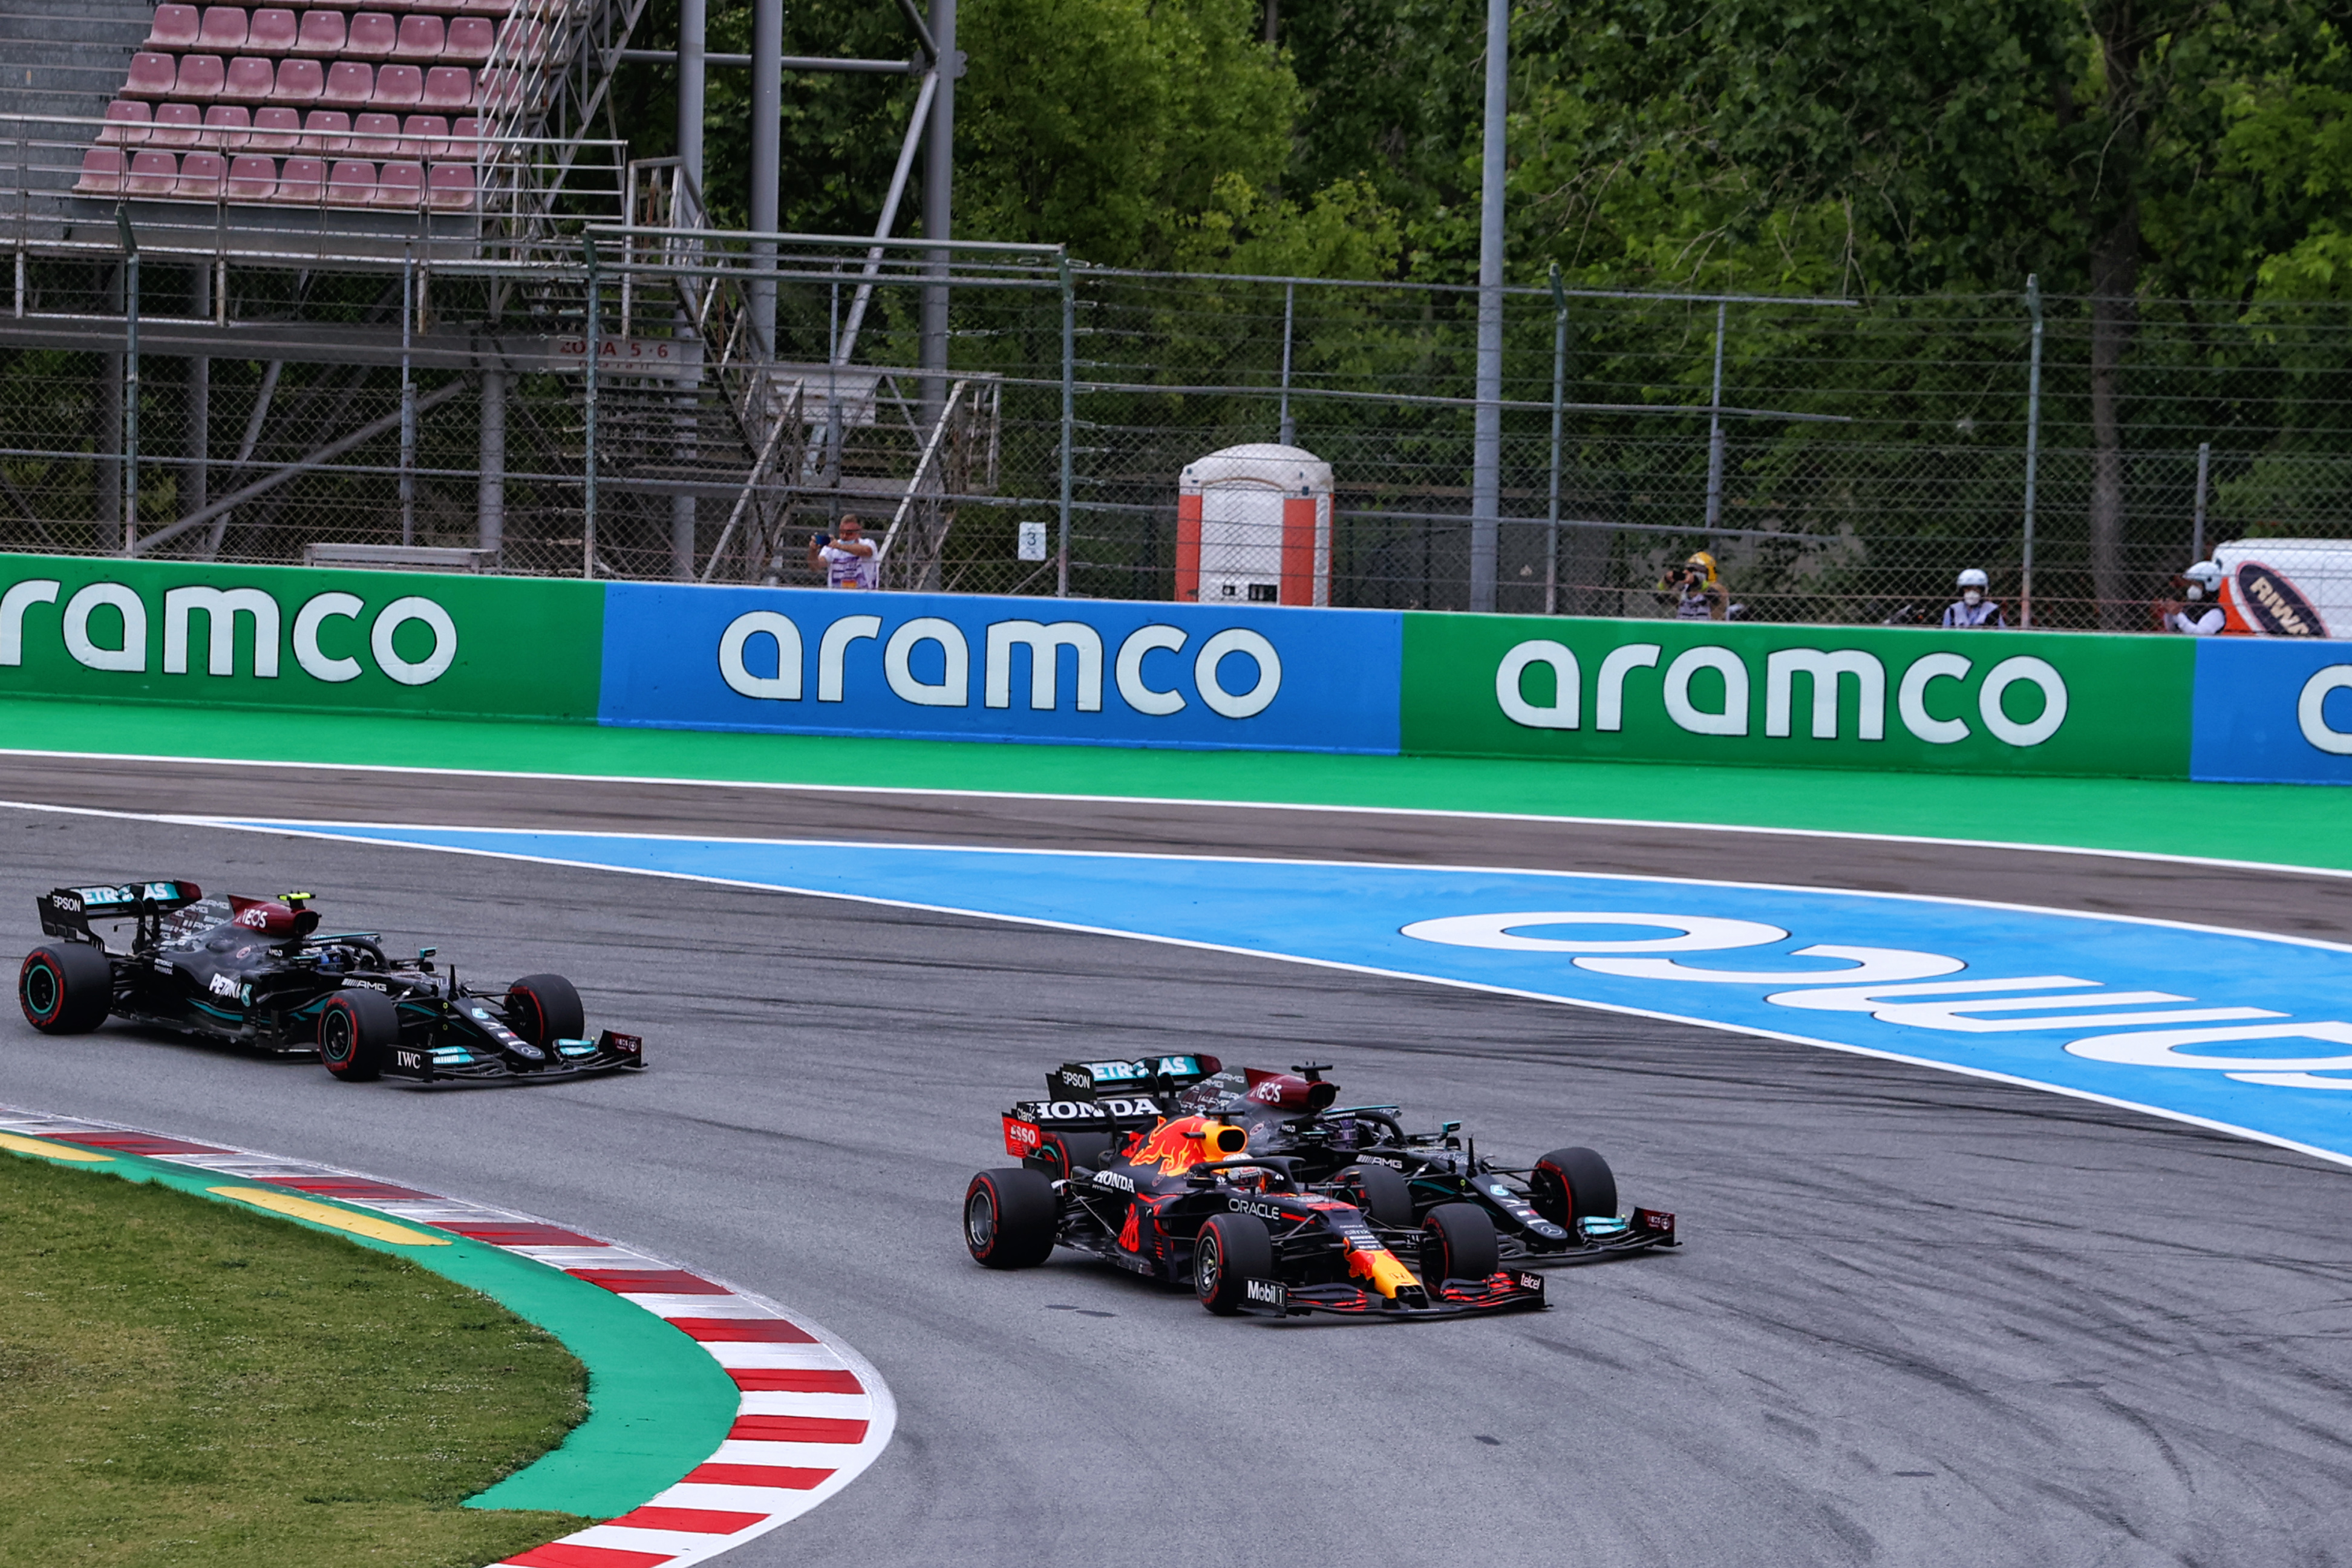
[963,1056,1676,1319]
[16,878,643,1085]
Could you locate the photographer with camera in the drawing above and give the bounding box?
[807,513,878,590]
[1658,551,1729,621]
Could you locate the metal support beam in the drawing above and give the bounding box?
[188,262,209,524]
[117,208,139,557]
[673,0,706,583]
[621,48,916,72]
[676,0,704,198]
[1057,253,1073,598]
[399,246,416,545]
[2192,439,2211,562]
[478,368,505,557]
[583,238,599,579]
[2022,273,2043,629]
[1468,0,1507,612]
[748,0,782,356]
[834,68,938,367]
[920,0,957,430]
[1545,263,1566,616]
[1703,301,1726,529]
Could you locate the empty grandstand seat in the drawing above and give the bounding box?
[394,15,444,60]
[463,0,516,15]
[425,158,474,209]
[397,112,445,157]
[125,150,178,196]
[250,105,301,149]
[151,102,203,145]
[204,105,252,148]
[74,148,125,193]
[199,7,249,50]
[373,159,422,206]
[325,158,376,204]
[277,155,324,201]
[345,13,396,59]
[290,9,344,53]
[99,101,152,145]
[415,0,473,13]
[173,54,226,100]
[124,53,179,97]
[176,150,227,198]
[226,152,277,200]
[274,57,323,103]
[223,56,275,101]
[448,114,485,154]
[321,60,372,107]
[300,109,350,151]
[349,111,399,153]
[442,16,492,62]
[374,64,423,109]
[249,7,298,51]
[146,5,201,48]
[423,65,474,110]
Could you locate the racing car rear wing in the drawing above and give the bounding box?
[1044,1054,1221,1100]
[38,880,203,944]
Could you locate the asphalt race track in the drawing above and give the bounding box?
[6,763,2352,1567]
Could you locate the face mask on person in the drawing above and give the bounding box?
[1962,590,1982,607]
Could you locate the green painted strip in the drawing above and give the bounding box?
[9,1135,737,1518]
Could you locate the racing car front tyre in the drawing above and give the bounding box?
[964,1168,1059,1269]
[1194,1212,1275,1316]
[1340,1162,1416,1228]
[317,990,397,1082]
[505,974,585,1047]
[1531,1146,1618,1222]
[1420,1203,1500,1284]
[19,944,113,1034]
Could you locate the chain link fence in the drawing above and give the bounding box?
[4,238,2350,627]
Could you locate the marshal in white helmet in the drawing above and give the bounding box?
[1942,568,2006,629]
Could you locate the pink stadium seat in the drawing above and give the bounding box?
[426,159,475,209]
[321,60,373,108]
[173,54,226,100]
[349,111,399,153]
[290,10,344,53]
[247,7,297,51]
[300,109,350,151]
[176,150,227,198]
[345,13,396,59]
[198,7,249,50]
[99,100,152,145]
[273,56,324,103]
[442,16,492,62]
[414,0,472,13]
[125,150,178,196]
[74,148,125,193]
[393,15,443,60]
[249,105,300,149]
[373,64,423,109]
[144,5,200,49]
[276,155,324,201]
[463,0,515,15]
[373,160,422,206]
[203,105,252,148]
[151,102,203,145]
[226,152,277,200]
[124,53,178,98]
[396,112,444,157]
[424,65,475,110]
[448,114,485,155]
[325,158,376,204]
[223,56,275,101]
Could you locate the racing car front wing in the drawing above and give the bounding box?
[1233,1268,1547,1320]
[381,1029,646,1083]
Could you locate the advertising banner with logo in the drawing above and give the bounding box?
[2190,638,2352,784]
[1400,613,2195,779]
[0,555,603,721]
[596,584,1404,753]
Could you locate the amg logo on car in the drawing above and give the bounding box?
[1244,1278,1285,1306]
[1226,1198,1290,1221]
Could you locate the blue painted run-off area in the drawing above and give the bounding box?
[237,824,2352,1167]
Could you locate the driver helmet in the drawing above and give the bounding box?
[2181,560,2224,599]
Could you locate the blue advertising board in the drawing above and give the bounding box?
[2189,638,2352,785]
[596,584,1404,754]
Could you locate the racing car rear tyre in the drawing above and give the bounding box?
[965,1168,1059,1269]
[1531,1146,1618,1223]
[1340,1162,1416,1228]
[19,943,113,1034]
[505,974,584,1047]
[1194,1212,1275,1316]
[317,989,397,1082]
[1420,1203,1500,1284]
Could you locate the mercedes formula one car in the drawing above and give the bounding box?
[16,879,643,1085]
[964,1056,1676,1319]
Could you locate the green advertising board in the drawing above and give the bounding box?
[1401,612,2195,780]
[0,555,603,723]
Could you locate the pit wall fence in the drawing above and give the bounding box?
[0,554,2345,788]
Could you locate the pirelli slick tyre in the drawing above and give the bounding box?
[19,943,113,1034]
[1420,1202,1500,1284]
[1531,1146,1618,1223]
[1339,1161,1416,1228]
[317,989,399,1082]
[965,1168,1060,1269]
[1193,1212,1275,1316]
[505,973,584,1047]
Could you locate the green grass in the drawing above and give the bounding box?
[0,1152,591,1568]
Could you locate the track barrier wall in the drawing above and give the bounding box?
[2,553,2349,786]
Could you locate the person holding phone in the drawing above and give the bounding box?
[808,514,878,589]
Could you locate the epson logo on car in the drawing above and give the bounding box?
[53,893,82,913]
[1244,1279,1285,1306]
[1226,1198,1290,1221]
[1093,1170,1136,1192]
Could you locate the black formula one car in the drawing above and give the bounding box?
[964,1056,1676,1319]
[16,879,643,1085]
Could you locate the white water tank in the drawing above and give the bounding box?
[1175,443,1334,606]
